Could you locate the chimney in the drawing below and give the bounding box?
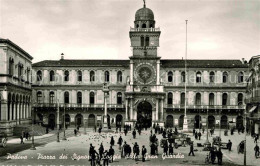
[61,53,64,60]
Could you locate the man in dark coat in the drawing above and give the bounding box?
[217,148,223,165]
[209,149,216,164]
[142,145,147,162]
[99,143,104,159]
[188,143,195,156]
[163,142,168,155]
[169,144,174,155]
[254,144,260,158]
[110,136,115,146]
[133,142,140,160]
[132,129,136,139]
[227,140,232,151]
[150,143,156,155]
[198,131,202,140]
[103,150,109,166]
[108,146,115,163]
[118,136,123,150]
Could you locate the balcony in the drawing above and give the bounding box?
[165,104,245,109]
[130,27,160,32]
[33,103,125,109]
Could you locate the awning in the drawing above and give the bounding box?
[249,106,257,113]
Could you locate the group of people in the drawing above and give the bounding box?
[208,147,223,165]
[20,131,31,144]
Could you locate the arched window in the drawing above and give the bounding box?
[77,71,82,82]
[150,24,153,28]
[145,37,149,46]
[136,24,139,28]
[90,71,95,82]
[49,91,54,104]
[105,71,109,82]
[238,93,243,105]
[209,93,215,106]
[168,71,173,82]
[9,58,14,75]
[238,72,244,83]
[141,36,144,46]
[90,92,95,104]
[195,93,201,105]
[222,93,228,106]
[64,91,69,104]
[167,92,173,105]
[117,92,122,104]
[64,70,69,82]
[37,71,42,81]
[117,71,122,83]
[223,72,228,83]
[142,23,146,28]
[37,91,42,103]
[181,71,186,83]
[196,72,202,83]
[50,70,55,82]
[77,92,82,104]
[209,71,215,83]
[181,92,185,105]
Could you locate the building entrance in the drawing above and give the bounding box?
[137,101,152,128]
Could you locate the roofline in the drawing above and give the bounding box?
[0,38,33,60]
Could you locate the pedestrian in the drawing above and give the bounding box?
[108,146,115,163]
[163,142,168,155]
[103,150,109,166]
[142,145,147,162]
[209,148,216,164]
[118,136,123,150]
[122,141,127,157]
[254,144,260,158]
[217,148,223,165]
[188,143,195,156]
[94,125,97,132]
[150,143,156,155]
[132,129,136,139]
[133,142,140,160]
[110,136,115,146]
[20,134,24,144]
[202,127,205,134]
[124,127,127,136]
[99,143,104,159]
[89,144,98,166]
[195,131,198,140]
[98,127,102,134]
[25,132,29,141]
[46,127,49,134]
[198,131,201,140]
[74,129,77,136]
[169,144,174,155]
[227,140,232,151]
[138,128,141,135]
[254,135,258,143]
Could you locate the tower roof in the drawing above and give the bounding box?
[135,6,154,21]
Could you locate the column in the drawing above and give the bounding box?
[130,98,133,120]
[125,99,128,120]
[104,93,107,124]
[160,99,164,121]
[130,61,133,85]
[17,103,20,121]
[156,60,160,85]
[1,102,7,121]
[156,99,159,121]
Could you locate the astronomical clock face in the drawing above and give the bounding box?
[134,63,156,84]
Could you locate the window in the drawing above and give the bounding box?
[90,71,95,82]
[209,72,215,83]
[181,72,186,83]
[117,71,122,83]
[37,71,42,81]
[90,92,95,104]
[238,72,244,83]
[168,71,173,82]
[77,71,82,82]
[142,23,146,28]
[64,71,69,82]
[64,91,69,104]
[27,69,30,82]
[195,93,201,105]
[117,92,122,104]
[136,24,139,28]
[18,64,23,79]
[168,92,173,105]
[222,93,228,106]
[209,93,214,106]
[181,92,185,105]
[145,37,149,47]
[238,93,243,105]
[49,91,54,104]
[223,72,228,83]
[150,24,153,28]
[105,71,109,82]
[196,72,202,83]
[37,91,42,103]
[141,37,144,46]
[77,92,82,104]
[50,70,55,82]
[9,58,14,75]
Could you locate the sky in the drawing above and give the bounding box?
[0,0,259,63]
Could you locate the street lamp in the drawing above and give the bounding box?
[62,104,67,140]
[244,106,247,166]
[205,106,210,144]
[57,100,60,142]
[30,101,36,150]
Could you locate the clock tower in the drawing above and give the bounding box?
[125,2,165,128]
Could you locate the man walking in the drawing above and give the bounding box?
[188,143,195,156]
[142,145,147,162]
[132,129,136,139]
[227,140,232,151]
[118,136,123,150]
[254,144,259,158]
[108,146,115,163]
[198,131,202,140]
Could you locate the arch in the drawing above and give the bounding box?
[50,70,55,82]
[195,93,201,105]
[180,92,185,105]
[238,72,244,83]
[105,71,110,82]
[141,36,144,46]
[145,37,149,46]
[208,115,215,129]
[77,91,82,104]
[65,114,70,127]
[116,114,123,127]
[136,24,139,28]
[194,115,202,129]
[166,115,174,128]
[49,91,54,104]
[117,71,122,83]
[181,71,186,82]
[209,71,215,83]
[137,101,152,128]
[196,71,202,83]
[223,72,228,83]
[117,92,122,104]
[89,92,95,104]
[238,93,243,105]
[167,92,173,105]
[88,114,95,127]
[142,23,146,28]
[179,115,184,128]
[9,58,14,75]
[236,116,243,129]
[222,93,228,106]
[64,91,69,104]
[48,114,55,129]
[37,91,42,103]
[77,70,82,82]
[221,115,228,129]
[75,114,83,127]
[90,71,95,82]
[209,93,215,106]
[64,70,69,82]
[37,70,42,81]
[168,71,173,82]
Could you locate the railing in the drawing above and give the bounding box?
[33,103,125,109]
[166,104,245,109]
[130,27,160,32]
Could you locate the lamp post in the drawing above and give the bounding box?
[103,83,109,129]
[57,100,60,142]
[62,104,66,140]
[30,101,36,150]
[244,106,247,166]
[205,106,210,144]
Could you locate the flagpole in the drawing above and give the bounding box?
[183,20,188,132]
